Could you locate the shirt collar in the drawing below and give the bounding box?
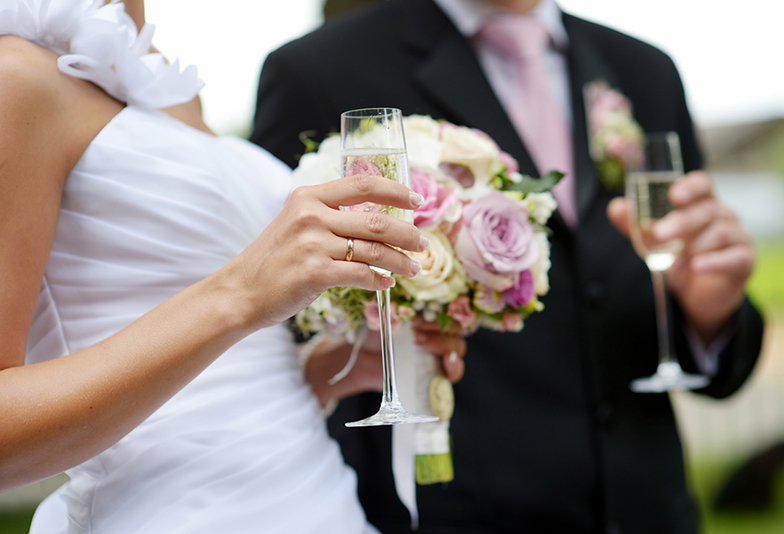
[432,0,569,49]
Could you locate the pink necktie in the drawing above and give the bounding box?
[480,16,577,228]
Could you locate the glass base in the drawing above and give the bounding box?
[631,361,710,393]
[345,402,439,427]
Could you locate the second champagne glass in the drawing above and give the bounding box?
[627,132,709,393]
[340,107,439,426]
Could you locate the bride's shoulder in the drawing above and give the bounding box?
[0,35,123,166]
[0,35,62,98]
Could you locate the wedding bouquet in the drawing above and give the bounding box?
[293,115,559,485]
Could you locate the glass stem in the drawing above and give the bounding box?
[376,288,400,408]
[650,269,675,365]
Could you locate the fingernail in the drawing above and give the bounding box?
[410,260,422,276]
[410,191,425,207]
[448,351,458,364]
[382,275,396,289]
[419,234,430,251]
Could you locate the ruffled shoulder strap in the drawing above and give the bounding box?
[0,0,204,109]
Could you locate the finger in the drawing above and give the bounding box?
[689,245,756,279]
[331,236,422,277]
[442,351,465,383]
[606,197,630,238]
[654,199,736,242]
[414,330,467,358]
[412,316,464,336]
[311,174,424,211]
[686,219,753,257]
[324,261,397,292]
[414,329,467,383]
[669,171,713,207]
[328,209,429,253]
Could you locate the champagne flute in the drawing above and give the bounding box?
[340,108,439,426]
[627,132,709,392]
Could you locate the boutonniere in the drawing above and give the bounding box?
[584,80,644,193]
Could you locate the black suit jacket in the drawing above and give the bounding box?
[251,1,764,533]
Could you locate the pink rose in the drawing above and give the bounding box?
[503,270,535,308]
[502,309,524,332]
[586,82,632,134]
[499,151,519,174]
[344,157,384,213]
[447,295,476,329]
[364,300,404,333]
[347,157,382,177]
[411,168,459,229]
[453,192,539,291]
[397,305,416,321]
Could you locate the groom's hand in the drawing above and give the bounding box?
[412,315,466,383]
[303,318,467,407]
[607,170,755,344]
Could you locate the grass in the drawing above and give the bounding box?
[0,509,35,534]
[690,458,784,534]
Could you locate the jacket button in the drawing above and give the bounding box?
[584,279,605,308]
[597,402,614,427]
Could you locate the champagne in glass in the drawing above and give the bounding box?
[628,171,684,272]
[627,132,709,393]
[340,108,438,426]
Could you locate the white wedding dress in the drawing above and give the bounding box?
[2,1,377,533]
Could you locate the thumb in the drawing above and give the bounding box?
[607,197,631,238]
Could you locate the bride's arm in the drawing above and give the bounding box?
[0,38,427,492]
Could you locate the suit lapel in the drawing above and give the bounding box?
[563,14,625,219]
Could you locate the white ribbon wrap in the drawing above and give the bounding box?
[392,323,451,530]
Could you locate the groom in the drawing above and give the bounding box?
[251,0,763,532]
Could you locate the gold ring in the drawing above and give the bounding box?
[345,238,354,262]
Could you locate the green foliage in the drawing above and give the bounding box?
[298,130,320,155]
[505,171,564,195]
[595,156,625,193]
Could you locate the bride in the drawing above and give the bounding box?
[0,1,464,532]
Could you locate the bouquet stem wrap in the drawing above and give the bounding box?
[392,324,452,529]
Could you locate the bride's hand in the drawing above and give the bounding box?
[222,174,427,331]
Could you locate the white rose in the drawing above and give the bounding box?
[407,134,442,170]
[531,231,551,295]
[292,135,341,187]
[526,192,558,225]
[397,230,468,303]
[440,125,503,191]
[403,115,441,137]
[403,115,442,169]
